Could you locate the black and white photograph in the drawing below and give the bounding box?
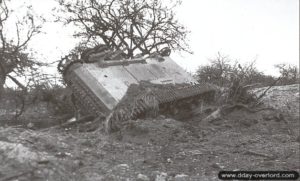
[0,0,299,180]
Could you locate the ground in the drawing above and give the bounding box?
[0,84,299,181]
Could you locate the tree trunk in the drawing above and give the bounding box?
[7,75,27,91]
[0,74,6,100]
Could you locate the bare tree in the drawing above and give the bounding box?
[275,63,299,85]
[196,52,275,87]
[196,52,232,86]
[57,0,191,58]
[0,0,42,98]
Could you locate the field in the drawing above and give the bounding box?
[0,84,299,181]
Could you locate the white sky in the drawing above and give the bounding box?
[173,0,299,76]
[8,0,300,76]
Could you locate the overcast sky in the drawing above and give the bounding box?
[14,0,300,76]
[174,0,299,76]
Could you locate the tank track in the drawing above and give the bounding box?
[68,68,215,119]
[105,90,160,133]
[65,72,108,118]
[62,70,216,133]
[155,83,215,119]
[105,83,216,132]
[58,46,216,132]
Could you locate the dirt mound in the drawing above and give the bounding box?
[113,117,186,145]
[253,84,299,116]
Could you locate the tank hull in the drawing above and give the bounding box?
[63,57,209,116]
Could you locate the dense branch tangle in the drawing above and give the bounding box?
[59,0,190,58]
[0,0,42,96]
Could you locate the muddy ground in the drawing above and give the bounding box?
[0,84,299,181]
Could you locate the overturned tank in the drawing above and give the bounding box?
[58,46,216,132]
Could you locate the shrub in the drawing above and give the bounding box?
[275,64,299,85]
[196,53,277,88]
[29,84,74,115]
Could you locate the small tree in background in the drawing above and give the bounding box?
[196,53,281,105]
[57,0,191,58]
[0,0,43,98]
[196,52,275,87]
[196,52,232,86]
[275,63,299,85]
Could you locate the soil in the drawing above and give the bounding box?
[0,84,299,181]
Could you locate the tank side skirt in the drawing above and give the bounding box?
[74,66,118,110]
[66,72,111,117]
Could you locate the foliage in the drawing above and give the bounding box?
[0,72,72,120]
[29,84,74,115]
[275,64,299,85]
[196,52,277,88]
[21,72,73,116]
[196,53,300,108]
[57,0,191,58]
[0,0,43,98]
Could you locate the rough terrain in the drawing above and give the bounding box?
[0,84,299,181]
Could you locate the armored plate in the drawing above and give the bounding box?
[64,56,214,119]
[63,56,213,117]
